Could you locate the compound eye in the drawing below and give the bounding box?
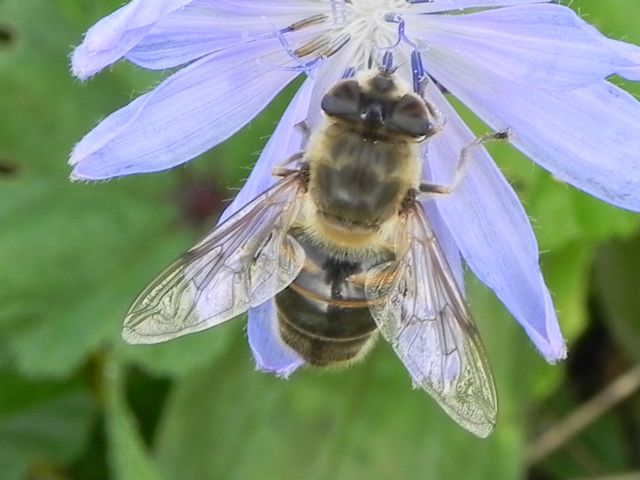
[388,94,433,137]
[321,80,361,119]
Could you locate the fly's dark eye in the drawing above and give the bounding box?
[321,80,361,119]
[388,94,433,137]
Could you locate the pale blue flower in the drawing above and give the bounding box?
[71,0,640,377]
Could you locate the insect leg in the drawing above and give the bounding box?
[419,130,511,197]
[271,152,305,178]
[295,121,311,140]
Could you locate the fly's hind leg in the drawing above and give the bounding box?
[419,130,511,197]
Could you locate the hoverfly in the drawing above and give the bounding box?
[123,69,498,437]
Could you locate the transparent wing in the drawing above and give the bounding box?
[123,172,306,344]
[365,201,497,437]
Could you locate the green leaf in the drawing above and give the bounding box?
[105,361,164,480]
[593,234,640,362]
[0,177,186,378]
[527,173,640,251]
[586,0,640,54]
[541,242,594,343]
[152,282,545,480]
[0,0,142,177]
[115,321,236,378]
[0,0,236,379]
[0,369,95,480]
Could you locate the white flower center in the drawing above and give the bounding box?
[293,0,414,70]
[343,0,409,49]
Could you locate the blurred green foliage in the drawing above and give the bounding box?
[1,1,640,479]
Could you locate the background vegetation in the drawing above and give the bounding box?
[1,1,639,478]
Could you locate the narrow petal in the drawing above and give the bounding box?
[247,301,304,378]
[413,4,637,89]
[70,37,299,180]
[424,82,566,362]
[575,18,640,81]
[427,45,640,211]
[219,78,315,223]
[600,38,640,81]
[71,0,193,79]
[407,0,551,15]
[125,0,328,69]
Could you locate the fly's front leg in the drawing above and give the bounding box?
[272,151,305,177]
[419,130,511,197]
[272,160,310,191]
[271,121,312,177]
[295,120,312,141]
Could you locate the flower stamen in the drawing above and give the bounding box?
[381,50,395,72]
[295,33,331,58]
[411,49,427,94]
[286,14,330,33]
[259,19,324,73]
[342,66,356,78]
[327,32,352,57]
[294,31,351,60]
[384,13,418,49]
